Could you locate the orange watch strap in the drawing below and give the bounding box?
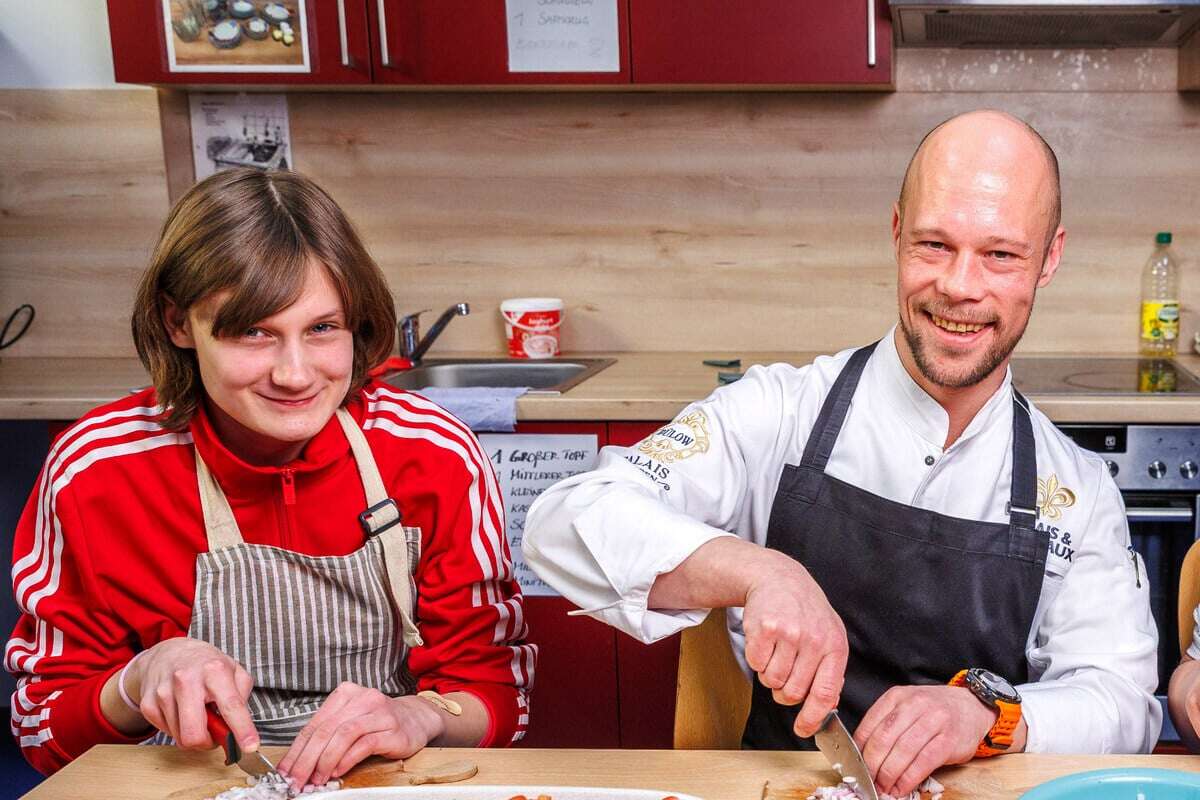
[979,699,1021,756]
[948,670,1021,758]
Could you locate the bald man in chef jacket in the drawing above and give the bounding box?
[524,110,1160,796]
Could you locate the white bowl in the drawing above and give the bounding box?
[322,786,703,800]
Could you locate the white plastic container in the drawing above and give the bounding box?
[500,297,564,359]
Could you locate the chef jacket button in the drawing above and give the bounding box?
[924,455,935,466]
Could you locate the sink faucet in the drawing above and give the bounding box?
[399,302,470,363]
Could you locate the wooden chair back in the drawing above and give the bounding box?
[673,609,752,749]
[1179,537,1200,656]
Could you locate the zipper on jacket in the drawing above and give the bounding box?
[281,468,296,506]
[279,467,297,548]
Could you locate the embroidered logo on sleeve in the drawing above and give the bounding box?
[637,410,711,464]
[1036,474,1077,569]
[1037,474,1076,520]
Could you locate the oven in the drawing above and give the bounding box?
[1058,424,1200,743]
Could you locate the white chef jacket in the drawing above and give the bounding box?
[524,328,1161,754]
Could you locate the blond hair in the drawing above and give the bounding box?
[132,168,396,430]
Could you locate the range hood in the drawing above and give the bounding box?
[891,1,1200,47]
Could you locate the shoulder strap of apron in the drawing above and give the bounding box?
[194,449,245,551]
[1006,390,1042,561]
[334,408,424,648]
[798,341,879,472]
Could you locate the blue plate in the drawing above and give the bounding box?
[1020,768,1200,799]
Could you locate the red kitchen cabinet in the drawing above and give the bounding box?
[615,628,680,748]
[495,422,621,747]
[607,422,665,445]
[607,421,680,749]
[368,0,631,85]
[497,421,682,748]
[519,597,620,748]
[629,0,893,86]
[107,0,373,84]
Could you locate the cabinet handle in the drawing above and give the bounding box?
[336,0,354,68]
[866,0,876,68]
[377,0,394,68]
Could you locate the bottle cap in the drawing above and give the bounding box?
[1156,231,1172,244]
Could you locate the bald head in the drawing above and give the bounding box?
[892,109,1068,393]
[897,110,1061,253]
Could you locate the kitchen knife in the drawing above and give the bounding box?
[205,705,284,785]
[814,710,878,800]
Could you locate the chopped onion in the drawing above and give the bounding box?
[807,775,948,800]
[208,775,341,800]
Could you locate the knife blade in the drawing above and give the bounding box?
[205,706,284,785]
[814,710,878,800]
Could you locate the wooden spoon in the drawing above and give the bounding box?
[166,758,478,799]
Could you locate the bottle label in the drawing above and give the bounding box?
[1141,300,1180,342]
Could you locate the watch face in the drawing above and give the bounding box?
[969,668,1021,704]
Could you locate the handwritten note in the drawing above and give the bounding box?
[505,0,620,73]
[479,433,598,595]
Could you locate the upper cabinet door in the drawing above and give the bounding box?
[629,0,893,87]
[108,0,373,84]
[368,0,631,85]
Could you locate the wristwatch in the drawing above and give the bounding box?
[948,668,1021,757]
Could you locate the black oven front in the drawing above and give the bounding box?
[1059,424,1200,744]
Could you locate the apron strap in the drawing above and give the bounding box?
[335,409,395,523]
[1006,390,1042,561]
[334,408,424,648]
[797,341,879,480]
[195,449,246,551]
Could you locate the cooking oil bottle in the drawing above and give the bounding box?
[1139,231,1181,357]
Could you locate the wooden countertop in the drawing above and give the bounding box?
[22,745,1200,800]
[2,352,1200,423]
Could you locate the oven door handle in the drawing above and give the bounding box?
[1125,506,1195,523]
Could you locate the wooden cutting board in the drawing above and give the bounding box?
[165,757,478,800]
[763,761,1002,799]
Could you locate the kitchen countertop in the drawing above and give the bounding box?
[2,351,1200,423]
[22,745,1200,800]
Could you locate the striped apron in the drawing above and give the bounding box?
[151,409,424,745]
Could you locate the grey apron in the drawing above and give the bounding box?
[742,342,1049,749]
[152,409,424,744]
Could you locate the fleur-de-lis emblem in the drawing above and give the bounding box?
[1037,474,1076,521]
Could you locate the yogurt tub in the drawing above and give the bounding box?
[500,297,564,359]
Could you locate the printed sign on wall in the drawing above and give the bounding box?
[479,433,599,595]
[189,93,292,180]
[505,0,620,73]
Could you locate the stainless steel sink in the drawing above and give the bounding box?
[383,357,615,394]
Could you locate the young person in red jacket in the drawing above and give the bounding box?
[5,168,534,785]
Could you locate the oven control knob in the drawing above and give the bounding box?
[1104,460,1119,478]
[1148,461,1167,479]
[1182,461,1199,480]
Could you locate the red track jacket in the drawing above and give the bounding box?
[6,382,534,774]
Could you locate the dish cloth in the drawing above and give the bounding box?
[413,387,529,432]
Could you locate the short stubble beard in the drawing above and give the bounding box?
[900,305,1031,389]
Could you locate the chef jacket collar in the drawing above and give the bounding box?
[874,326,1014,451]
[189,394,360,504]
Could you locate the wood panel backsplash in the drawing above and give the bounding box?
[0,89,169,359]
[3,49,1200,360]
[287,88,1200,355]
